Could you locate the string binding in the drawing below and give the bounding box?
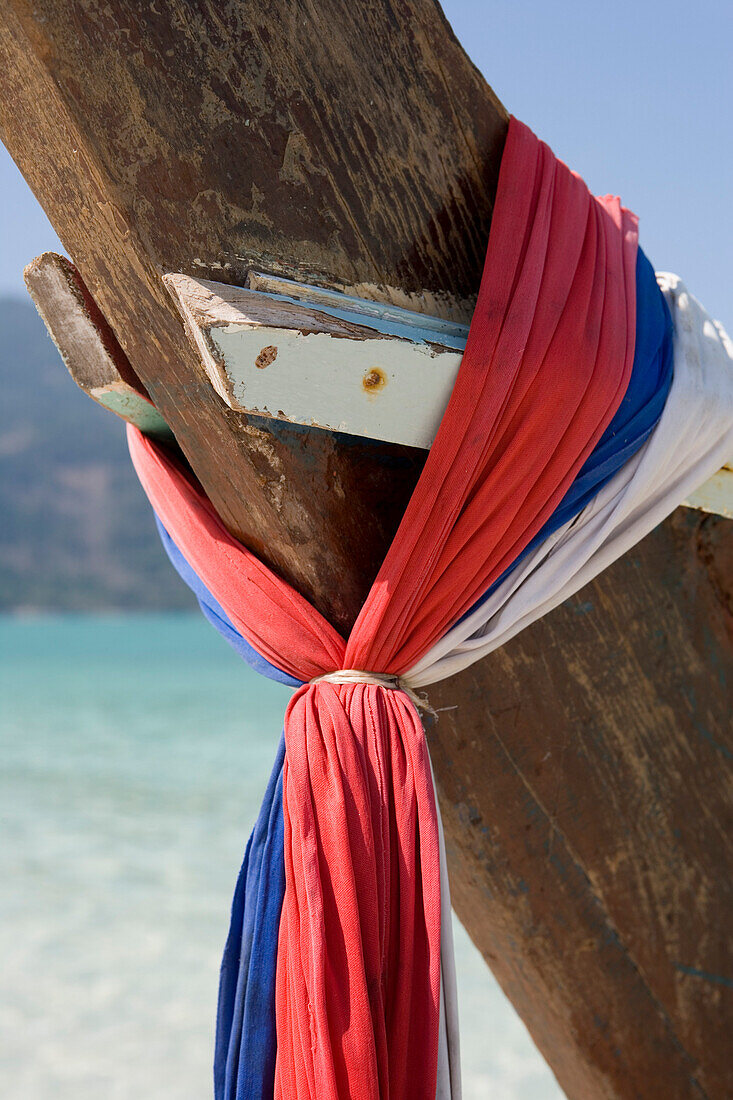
[309,669,437,719]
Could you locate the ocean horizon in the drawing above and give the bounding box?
[0,614,563,1099]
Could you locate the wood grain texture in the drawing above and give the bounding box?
[24,253,174,441]
[3,4,732,1098]
[429,508,733,1099]
[0,0,507,633]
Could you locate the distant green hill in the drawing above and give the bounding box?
[0,297,194,611]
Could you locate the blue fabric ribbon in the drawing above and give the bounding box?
[155,517,301,688]
[150,247,673,1100]
[214,735,286,1100]
[463,249,674,617]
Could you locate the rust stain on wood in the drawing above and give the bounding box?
[255,344,277,369]
[362,366,387,394]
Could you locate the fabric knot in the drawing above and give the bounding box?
[309,669,436,718]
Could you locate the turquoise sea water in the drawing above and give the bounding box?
[0,615,563,1099]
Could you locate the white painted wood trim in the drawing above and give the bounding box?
[682,464,733,519]
[164,272,464,450]
[166,272,733,517]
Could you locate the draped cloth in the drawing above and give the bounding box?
[410,271,733,686]
[125,114,733,1099]
[147,229,672,1099]
[128,116,644,1099]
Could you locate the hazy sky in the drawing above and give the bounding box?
[1,0,730,325]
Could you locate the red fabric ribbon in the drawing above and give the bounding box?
[128,118,637,1099]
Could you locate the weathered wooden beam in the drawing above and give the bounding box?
[29,252,733,521]
[429,506,733,1099]
[24,252,174,442]
[32,255,733,1100]
[165,271,467,449]
[2,5,731,1099]
[0,0,507,635]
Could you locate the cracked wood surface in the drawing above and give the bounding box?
[24,252,175,442]
[429,508,732,1098]
[0,0,507,634]
[1,3,731,1098]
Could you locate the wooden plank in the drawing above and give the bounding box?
[245,269,471,346]
[24,253,174,441]
[2,5,731,1098]
[683,465,733,518]
[168,270,733,515]
[31,252,733,517]
[165,271,465,449]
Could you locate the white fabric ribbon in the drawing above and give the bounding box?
[306,280,731,1100]
[422,274,733,1099]
[410,274,733,689]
